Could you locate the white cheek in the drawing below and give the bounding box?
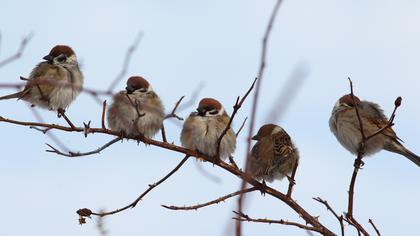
[272,126,283,135]
[218,107,225,116]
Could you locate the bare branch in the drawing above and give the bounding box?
[0,114,335,235]
[238,1,284,235]
[164,96,185,120]
[101,100,107,129]
[77,155,190,218]
[313,197,345,236]
[107,32,143,93]
[46,137,122,157]
[235,117,248,137]
[217,77,257,157]
[232,211,322,234]
[162,187,257,211]
[286,161,299,198]
[368,219,381,236]
[0,32,33,68]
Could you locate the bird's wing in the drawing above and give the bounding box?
[22,63,66,99]
[359,101,399,140]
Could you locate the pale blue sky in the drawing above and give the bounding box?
[1,1,419,235]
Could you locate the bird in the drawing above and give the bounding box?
[0,45,84,113]
[107,76,164,138]
[180,98,236,160]
[248,124,299,182]
[329,94,420,167]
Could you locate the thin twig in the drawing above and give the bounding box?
[237,1,284,235]
[78,155,190,217]
[217,78,257,157]
[162,187,257,211]
[161,124,168,143]
[0,32,33,68]
[232,211,322,234]
[286,161,299,198]
[46,137,122,157]
[368,219,381,236]
[0,115,335,235]
[107,32,143,93]
[101,100,107,129]
[235,117,248,137]
[313,197,345,236]
[164,96,185,120]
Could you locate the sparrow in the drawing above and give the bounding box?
[180,98,236,160]
[0,45,84,112]
[107,76,164,138]
[329,94,420,167]
[248,124,299,182]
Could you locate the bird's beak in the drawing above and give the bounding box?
[252,135,258,140]
[125,86,134,94]
[196,108,205,116]
[43,55,53,63]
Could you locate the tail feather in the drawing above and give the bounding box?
[0,91,23,100]
[385,141,420,167]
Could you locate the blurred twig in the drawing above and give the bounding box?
[0,32,33,68]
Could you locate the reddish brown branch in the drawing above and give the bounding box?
[162,187,257,211]
[368,219,381,236]
[346,79,401,236]
[46,137,122,157]
[77,155,189,218]
[0,115,335,235]
[217,77,257,157]
[238,1,284,235]
[313,197,345,236]
[0,33,33,68]
[164,96,185,120]
[286,161,299,198]
[232,211,322,234]
[107,32,143,93]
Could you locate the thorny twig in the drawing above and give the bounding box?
[346,78,401,236]
[313,197,345,236]
[216,77,257,158]
[0,115,335,235]
[77,155,190,219]
[164,96,185,120]
[232,211,322,234]
[0,32,33,68]
[237,1,284,235]
[286,160,299,198]
[162,187,257,211]
[46,137,122,157]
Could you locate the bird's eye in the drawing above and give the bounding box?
[56,54,67,62]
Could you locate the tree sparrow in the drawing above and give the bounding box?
[0,45,84,111]
[248,124,299,182]
[180,98,236,160]
[329,94,420,167]
[107,76,164,138]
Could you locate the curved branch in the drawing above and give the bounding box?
[162,187,257,211]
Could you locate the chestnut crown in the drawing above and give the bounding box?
[48,45,75,58]
[339,94,361,107]
[126,76,150,94]
[197,98,222,116]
